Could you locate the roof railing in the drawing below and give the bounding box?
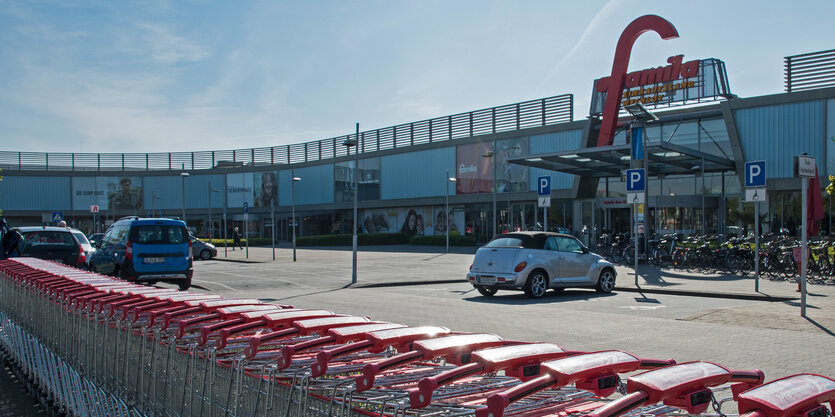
[0,94,573,172]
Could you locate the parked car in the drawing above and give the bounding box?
[87,233,104,247]
[69,228,95,269]
[13,226,87,268]
[466,231,616,299]
[190,236,217,260]
[88,217,193,290]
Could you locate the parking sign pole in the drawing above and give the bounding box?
[755,201,759,292]
[634,203,639,286]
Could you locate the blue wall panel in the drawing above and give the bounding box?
[528,130,582,191]
[143,174,226,211]
[0,176,71,211]
[279,165,334,206]
[735,100,825,178]
[381,147,455,200]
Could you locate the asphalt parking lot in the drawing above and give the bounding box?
[176,245,835,379]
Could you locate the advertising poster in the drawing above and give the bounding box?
[497,137,529,192]
[107,176,143,210]
[431,205,464,236]
[253,171,278,207]
[456,142,493,194]
[226,173,254,209]
[360,209,395,234]
[72,177,111,210]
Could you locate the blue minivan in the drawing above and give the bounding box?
[89,217,193,290]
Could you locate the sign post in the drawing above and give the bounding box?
[626,169,646,285]
[745,161,766,292]
[794,155,816,317]
[537,177,551,231]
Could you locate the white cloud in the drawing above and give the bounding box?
[133,22,209,63]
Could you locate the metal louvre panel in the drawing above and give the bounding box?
[528,130,583,191]
[733,100,825,178]
[278,164,334,206]
[380,147,455,200]
[0,175,71,210]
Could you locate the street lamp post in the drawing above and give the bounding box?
[180,167,189,225]
[342,123,360,284]
[445,170,456,253]
[482,142,497,239]
[292,173,301,262]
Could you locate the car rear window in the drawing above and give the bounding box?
[129,225,188,244]
[485,237,525,248]
[72,232,90,245]
[21,231,76,246]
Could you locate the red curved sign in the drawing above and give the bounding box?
[596,15,679,147]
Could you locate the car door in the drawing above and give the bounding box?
[542,236,562,285]
[556,236,594,283]
[88,229,112,274]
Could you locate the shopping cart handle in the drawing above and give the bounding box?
[737,374,835,417]
[244,328,299,359]
[175,312,221,339]
[276,336,337,370]
[410,362,484,409]
[117,299,159,321]
[217,320,269,349]
[582,391,651,417]
[411,333,505,365]
[312,340,374,377]
[326,323,406,344]
[155,306,202,328]
[355,350,424,391]
[482,373,578,417]
[197,318,245,346]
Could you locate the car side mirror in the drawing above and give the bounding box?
[582,246,590,254]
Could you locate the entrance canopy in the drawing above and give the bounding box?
[509,141,735,178]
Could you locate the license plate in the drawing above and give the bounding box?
[144,257,165,264]
[50,259,64,264]
[477,276,496,285]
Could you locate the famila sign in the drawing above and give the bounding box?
[590,15,732,147]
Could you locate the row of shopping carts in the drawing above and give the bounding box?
[0,257,833,417]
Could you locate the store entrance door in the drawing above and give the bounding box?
[596,198,632,236]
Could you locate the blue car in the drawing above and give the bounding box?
[89,217,194,290]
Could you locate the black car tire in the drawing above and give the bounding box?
[595,268,616,294]
[178,278,191,291]
[523,270,548,299]
[200,249,212,260]
[476,286,498,297]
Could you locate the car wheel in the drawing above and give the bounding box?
[200,249,212,260]
[178,278,192,291]
[476,286,498,297]
[595,268,616,294]
[523,270,548,299]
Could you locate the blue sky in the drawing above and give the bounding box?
[0,0,832,154]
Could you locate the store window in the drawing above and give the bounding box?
[335,157,380,202]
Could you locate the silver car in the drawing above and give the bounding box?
[467,232,616,298]
[190,236,218,260]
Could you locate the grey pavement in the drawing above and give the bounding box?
[210,244,835,335]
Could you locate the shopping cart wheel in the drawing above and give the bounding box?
[178,278,192,291]
[476,286,498,297]
[595,268,616,294]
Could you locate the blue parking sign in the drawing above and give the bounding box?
[243,202,249,213]
[745,161,766,187]
[625,169,646,192]
[537,176,551,196]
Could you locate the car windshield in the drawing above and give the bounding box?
[485,237,525,248]
[21,231,75,246]
[129,225,188,244]
[72,232,90,245]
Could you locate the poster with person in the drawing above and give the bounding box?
[360,209,393,233]
[107,177,143,210]
[432,206,464,236]
[497,137,529,192]
[398,207,432,237]
[253,171,278,207]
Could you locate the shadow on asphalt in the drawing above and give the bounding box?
[804,317,835,337]
[462,289,617,305]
